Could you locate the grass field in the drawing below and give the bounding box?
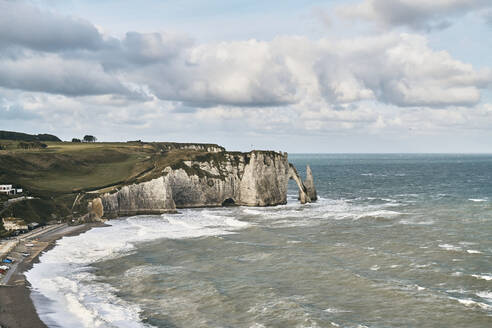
[0,142,152,194]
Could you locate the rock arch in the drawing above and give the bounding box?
[288,164,311,204]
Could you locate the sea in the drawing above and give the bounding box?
[25,154,492,328]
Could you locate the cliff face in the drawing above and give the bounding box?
[100,177,176,218]
[97,150,314,218]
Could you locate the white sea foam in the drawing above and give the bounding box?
[476,291,492,302]
[472,274,492,281]
[323,307,351,313]
[258,197,405,224]
[414,263,431,268]
[438,244,462,252]
[459,241,477,246]
[453,298,492,311]
[26,210,249,328]
[124,264,185,278]
[354,210,401,220]
[467,250,482,254]
[236,252,272,262]
[399,219,434,225]
[469,198,487,202]
[242,208,265,215]
[249,324,266,328]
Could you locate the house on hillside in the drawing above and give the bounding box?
[2,217,28,232]
[0,185,22,195]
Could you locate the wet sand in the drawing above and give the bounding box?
[0,223,107,328]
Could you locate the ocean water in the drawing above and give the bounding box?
[26,154,492,328]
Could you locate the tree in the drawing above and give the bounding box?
[72,138,81,143]
[83,135,97,143]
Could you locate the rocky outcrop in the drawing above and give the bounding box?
[87,198,104,220]
[100,177,176,218]
[162,151,291,207]
[97,150,316,218]
[303,165,317,201]
[159,142,225,153]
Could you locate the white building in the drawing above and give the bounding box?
[2,218,28,231]
[0,185,21,195]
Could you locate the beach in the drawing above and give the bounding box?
[0,223,105,328]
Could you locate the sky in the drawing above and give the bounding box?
[1,0,492,153]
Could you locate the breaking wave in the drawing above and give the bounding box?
[25,210,250,328]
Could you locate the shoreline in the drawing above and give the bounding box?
[0,223,107,328]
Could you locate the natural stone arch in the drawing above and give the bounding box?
[288,164,311,204]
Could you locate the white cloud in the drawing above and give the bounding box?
[0,0,102,51]
[337,0,492,31]
[0,54,130,96]
[1,1,490,109]
[115,34,491,109]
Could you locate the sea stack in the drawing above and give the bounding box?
[303,165,317,201]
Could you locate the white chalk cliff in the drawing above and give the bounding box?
[97,150,316,218]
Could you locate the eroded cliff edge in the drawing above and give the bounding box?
[94,150,316,219]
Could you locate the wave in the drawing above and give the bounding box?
[452,298,492,311]
[323,307,351,313]
[476,291,492,302]
[471,274,492,281]
[438,244,462,252]
[26,210,249,328]
[399,219,434,225]
[240,197,404,228]
[124,264,185,278]
[351,210,402,220]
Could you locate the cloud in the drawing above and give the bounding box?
[0,0,103,52]
[109,34,491,109]
[3,86,492,153]
[131,39,300,107]
[0,54,130,96]
[337,0,492,31]
[332,33,492,107]
[0,1,490,110]
[0,96,40,120]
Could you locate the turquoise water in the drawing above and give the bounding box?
[28,154,492,327]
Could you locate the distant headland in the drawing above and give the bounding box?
[0,131,316,237]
